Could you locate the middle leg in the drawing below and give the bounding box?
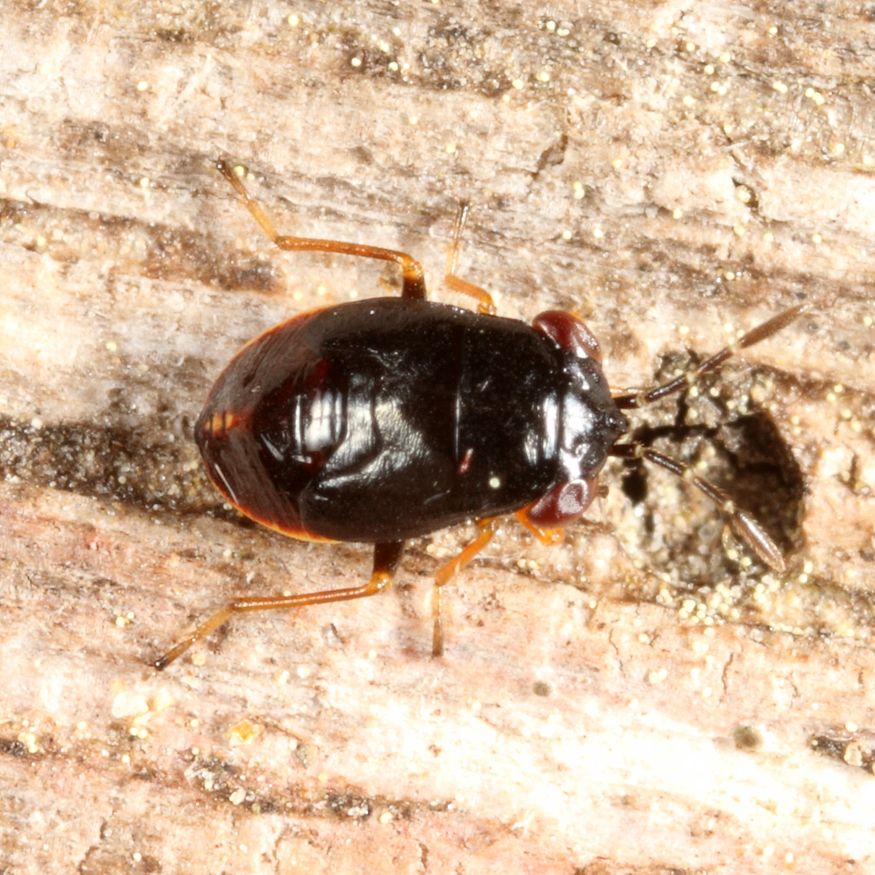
[431,518,499,656]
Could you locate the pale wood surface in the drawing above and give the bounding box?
[1,2,874,873]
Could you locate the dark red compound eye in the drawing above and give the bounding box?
[532,311,601,362]
[523,478,598,528]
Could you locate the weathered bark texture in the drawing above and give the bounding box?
[1,1,874,873]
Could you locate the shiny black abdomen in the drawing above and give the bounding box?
[197,298,620,543]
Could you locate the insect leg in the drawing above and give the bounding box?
[431,518,499,656]
[153,541,405,669]
[515,509,565,546]
[443,203,497,315]
[610,442,785,571]
[613,304,809,409]
[216,159,427,299]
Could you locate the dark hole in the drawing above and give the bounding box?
[718,412,805,554]
[620,464,648,504]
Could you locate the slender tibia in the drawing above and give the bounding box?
[431,519,499,656]
[515,509,565,546]
[153,541,405,669]
[443,202,497,315]
[216,159,427,299]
